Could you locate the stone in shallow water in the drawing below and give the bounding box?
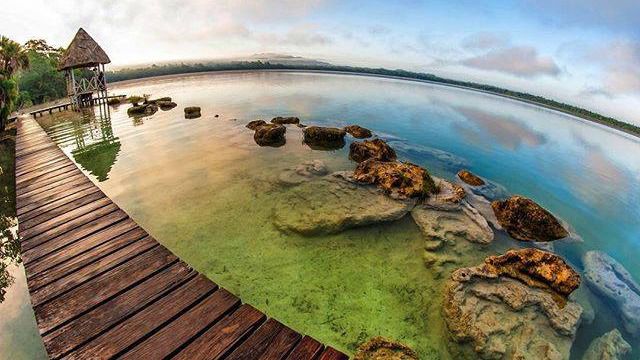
[583,251,640,335]
[582,329,631,360]
[344,125,373,139]
[302,126,346,150]
[253,123,286,147]
[273,174,414,235]
[271,116,300,124]
[443,254,583,360]
[353,160,437,199]
[492,196,569,242]
[386,140,470,172]
[353,337,418,360]
[246,119,267,130]
[278,160,329,185]
[349,139,396,163]
[411,203,494,246]
[457,169,485,186]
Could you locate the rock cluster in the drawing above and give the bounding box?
[127,103,158,117]
[107,97,122,106]
[349,139,397,163]
[302,126,346,150]
[457,169,485,186]
[353,337,418,360]
[492,196,568,242]
[583,251,640,335]
[184,106,201,119]
[344,125,372,139]
[278,160,329,185]
[246,120,267,130]
[443,249,583,360]
[582,329,631,360]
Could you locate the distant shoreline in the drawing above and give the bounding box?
[110,68,640,139]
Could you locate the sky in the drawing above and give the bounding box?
[2,0,640,125]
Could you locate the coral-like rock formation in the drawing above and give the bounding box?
[278,160,329,185]
[344,125,372,139]
[582,329,631,360]
[457,169,485,186]
[273,174,414,235]
[353,160,437,199]
[443,251,583,359]
[271,116,300,124]
[583,251,640,335]
[349,139,397,163]
[302,126,346,150]
[253,123,286,147]
[492,196,568,242]
[246,120,267,130]
[353,337,418,360]
[184,106,201,119]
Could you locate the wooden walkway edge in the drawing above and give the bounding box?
[15,115,348,360]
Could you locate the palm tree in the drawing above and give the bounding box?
[0,36,30,131]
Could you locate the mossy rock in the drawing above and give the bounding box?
[354,337,418,360]
[184,106,201,119]
[107,98,122,106]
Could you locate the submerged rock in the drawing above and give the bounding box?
[184,106,201,119]
[107,97,122,106]
[246,120,267,130]
[353,160,437,199]
[349,139,397,163]
[582,329,631,360]
[271,116,300,125]
[127,103,158,117]
[344,125,373,139]
[254,123,286,147]
[492,196,568,242]
[157,100,177,110]
[273,174,414,235]
[457,169,485,186]
[444,251,583,360]
[583,251,640,335]
[302,126,346,150]
[386,140,470,172]
[411,202,494,246]
[278,160,329,185]
[421,178,466,210]
[354,337,418,360]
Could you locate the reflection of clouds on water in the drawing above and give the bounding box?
[456,107,547,150]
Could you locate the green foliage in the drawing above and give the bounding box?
[0,133,20,303]
[17,49,66,105]
[106,61,640,137]
[0,36,30,131]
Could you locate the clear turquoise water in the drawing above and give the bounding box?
[31,71,640,358]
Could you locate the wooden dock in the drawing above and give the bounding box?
[28,95,127,118]
[15,115,348,360]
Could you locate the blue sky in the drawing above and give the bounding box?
[2,0,639,124]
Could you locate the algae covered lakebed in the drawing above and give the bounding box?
[37,71,640,358]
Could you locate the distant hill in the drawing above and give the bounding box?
[241,53,331,66]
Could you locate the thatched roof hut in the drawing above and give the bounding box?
[58,28,110,70]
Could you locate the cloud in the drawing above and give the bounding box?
[461,46,561,77]
[461,32,509,50]
[595,40,640,94]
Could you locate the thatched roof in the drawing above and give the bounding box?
[58,28,110,70]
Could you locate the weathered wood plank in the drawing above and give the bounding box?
[171,304,267,360]
[43,263,195,359]
[17,186,102,223]
[226,318,302,360]
[67,274,217,360]
[17,175,93,211]
[318,347,349,360]
[119,289,241,359]
[34,246,177,334]
[30,238,158,306]
[286,336,325,360]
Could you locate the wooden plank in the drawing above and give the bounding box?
[318,347,349,360]
[25,219,142,277]
[119,289,241,359]
[17,174,92,210]
[172,304,267,360]
[16,163,80,190]
[43,263,195,359]
[21,203,120,254]
[226,319,301,360]
[20,196,112,240]
[16,161,78,185]
[22,209,128,265]
[30,237,158,306]
[27,226,147,289]
[16,167,84,196]
[67,275,218,360]
[17,186,102,223]
[15,153,67,175]
[34,245,177,334]
[286,336,325,360]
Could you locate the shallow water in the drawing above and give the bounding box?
[36,71,640,358]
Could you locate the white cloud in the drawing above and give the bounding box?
[461,32,509,50]
[462,46,560,78]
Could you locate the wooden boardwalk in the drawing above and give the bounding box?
[15,116,348,360]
